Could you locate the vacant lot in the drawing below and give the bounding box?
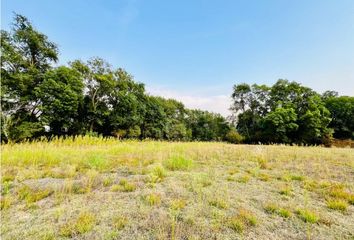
[1,137,353,240]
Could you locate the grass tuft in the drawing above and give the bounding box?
[112,216,128,230]
[59,211,96,237]
[170,199,186,210]
[18,186,52,204]
[144,193,161,206]
[0,196,12,210]
[209,198,228,209]
[327,199,348,211]
[164,155,193,171]
[236,175,250,183]
[296,209,319,223]
[229,209,257,233]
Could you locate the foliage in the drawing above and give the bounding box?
[225,129,244,144]
[231,80,342,145]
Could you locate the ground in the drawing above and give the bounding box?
[1,137,354,240]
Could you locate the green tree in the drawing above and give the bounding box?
[262,107,298,143]
[1,14,58,141]
[35,66,84,135]
[70,58,115,133]
[324,96,354,139]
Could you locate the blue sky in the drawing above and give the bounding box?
[2,0,354,116]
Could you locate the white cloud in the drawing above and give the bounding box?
[147,86,232,117]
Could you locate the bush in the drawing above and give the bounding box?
[225,129,244,144]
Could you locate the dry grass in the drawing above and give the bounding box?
[1,136,353,239]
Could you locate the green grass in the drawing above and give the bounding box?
[208,198,228,209]
[229,209,257,233]
[296,209,319,223]
[144,193,161,206]
[264,203,292,218]
[59,211,96,237]
[327,199,348,211]
[1,137,353,239]
[18,186,52,204]
[164,155,193,171]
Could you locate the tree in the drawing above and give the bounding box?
[231,79,333,144]
[35,66,84,135]
[107,68,146,137]
[324,96,354,139]
[262,107,298,143]
[1,14,58,141]
[70,58,115,133]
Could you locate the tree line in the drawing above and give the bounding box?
[1,14,353,144]
[1,14,230,143]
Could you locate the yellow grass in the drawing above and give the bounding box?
[1,136,353,239]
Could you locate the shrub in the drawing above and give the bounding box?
[225,129,244,144]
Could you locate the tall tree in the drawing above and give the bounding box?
[1,14,58,141]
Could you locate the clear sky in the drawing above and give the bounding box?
[2,0,354,116]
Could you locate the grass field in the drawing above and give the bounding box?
[1,136,354,240]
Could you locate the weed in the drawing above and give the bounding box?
[264,203,291,218]
[103,177,114,187]
[229,209,257,233]
[18,186,52,204]
[121,182,136,192]
[170,199,186,210]
[290,175,304,181]
[229,218,244,233]
[1,181,12,195]
[198,174,212,187]
[112,216,128,230]
[148,165,167,183]
[110,184,121,192]
[144,193,161,206]
[258,173,270,181]
[228,168,238,175]
[264,203,278,214]
[296,209,319,223]
[328,187,351,200]
[278,208,292,218]
[39,231,55,240]
[257,158,269,169]
[164,155,193,171]
[238,209,257,226]
[209,198,228,209]
[226,176,235,181]
[111,179,136,192]
[59,211,96,237]
[237,175,250,183]
[0,196,12,210]
[279,185,292,196]
[327,199,348,211]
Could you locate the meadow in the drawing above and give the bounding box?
[1,136,353,240]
